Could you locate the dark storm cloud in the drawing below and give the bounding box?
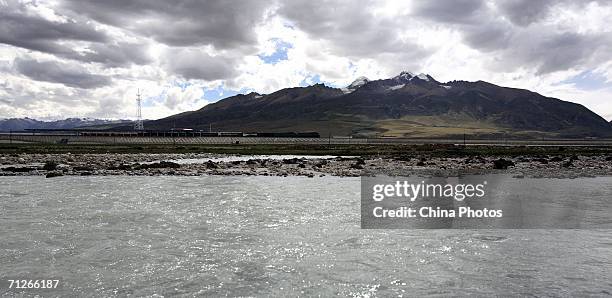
[82,43,152,67]
[504,31,612,75]
[278,0,428,65]
[1,0,610,84]
[162,48,237,81]
[0,2,107,42]
[411,0,485,24]
[410,0,612,74]
[14,58,111,89]
[278,0,612,76]
[495,0,610,27]
[59,0,270,50]
[54,0,272,80]
[535,33,598,74]
[462,22,513,51]
[496,0,555,26]
[0,3,106,52]
[0,1,151,67]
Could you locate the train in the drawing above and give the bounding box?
[72,130,321,138]
[199,131,320,138]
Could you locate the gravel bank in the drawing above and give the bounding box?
[1,153,611,178]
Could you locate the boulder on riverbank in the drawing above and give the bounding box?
[43,161,58,171]
[135,161,181,170]
[46,171,63,178]
[2,166,34,172]
[493,159,515,169]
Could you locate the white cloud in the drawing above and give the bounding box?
[0,0,611,121]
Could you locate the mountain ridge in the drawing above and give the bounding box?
[0,117,133,132]
[119,72,612,138]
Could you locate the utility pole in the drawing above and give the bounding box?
[327,118,332,147]
[172,121,176,147]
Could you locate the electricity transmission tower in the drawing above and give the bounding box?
[134,89,144,130]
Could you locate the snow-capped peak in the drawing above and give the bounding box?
[393,71,414,82]
[399,71,414,78]
[348,76,369,88]
[341,76,370,93]
[416,73,430,81]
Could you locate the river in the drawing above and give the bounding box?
[1,175,611,296]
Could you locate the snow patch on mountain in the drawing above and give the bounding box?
[388,84,405,91]
[342,76,370,93]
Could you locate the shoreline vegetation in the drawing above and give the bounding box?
[1,143,612,178]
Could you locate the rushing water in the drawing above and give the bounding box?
[1,175,612,297]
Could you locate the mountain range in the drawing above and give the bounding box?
[137,72,612,138]
[0,118,132,132]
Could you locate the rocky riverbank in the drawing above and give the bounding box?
[1,152,612,178]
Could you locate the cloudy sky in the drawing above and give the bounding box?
[1,0,611,121]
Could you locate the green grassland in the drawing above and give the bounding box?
[1,143,611,158]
